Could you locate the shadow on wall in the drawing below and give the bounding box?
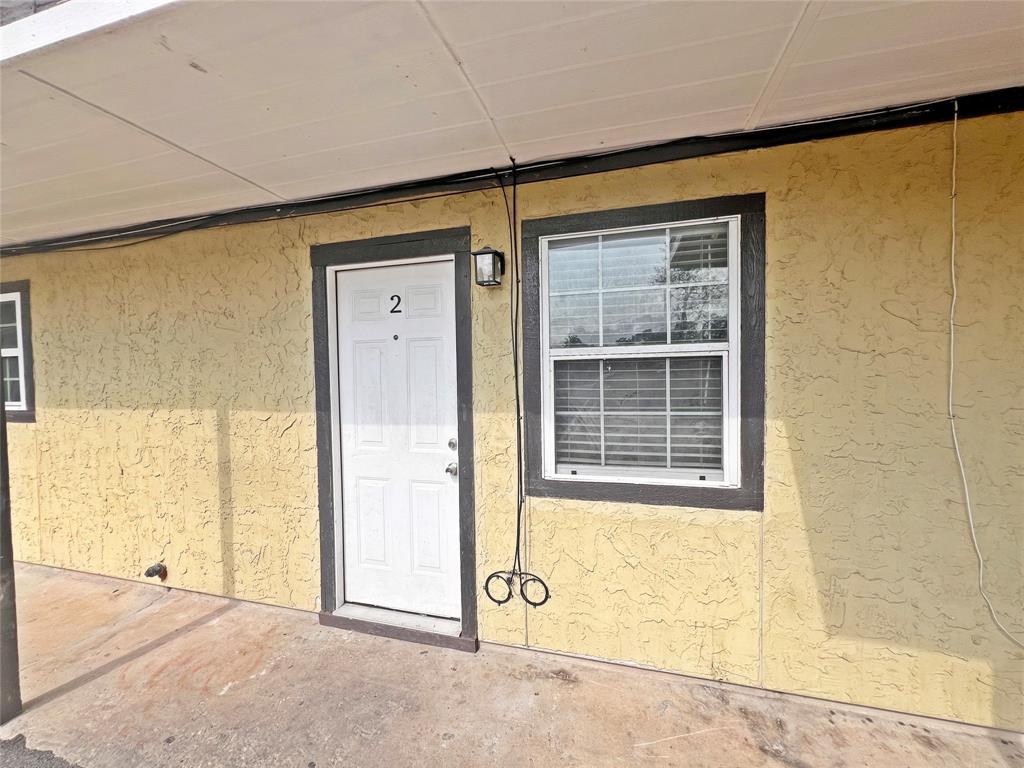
[217,403,235,599]
[774,414,1023,731]
[5,224,321,610]
[766,177,1023,731]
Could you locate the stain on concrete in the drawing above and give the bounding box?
[0,735,82,768]
[2,564,1021,768]
[511,663,578,684]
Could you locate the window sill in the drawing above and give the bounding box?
[4,408,35,424]
[547,471,733,489]
[527,474,762,511]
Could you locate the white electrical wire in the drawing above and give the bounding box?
[947,100,1024,649]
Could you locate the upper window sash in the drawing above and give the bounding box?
[0,291,26,411]
[539,216,741,366]
[540,216,738,355]
[0,293,23,355]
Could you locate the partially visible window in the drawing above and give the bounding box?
[0,281,34,420]
[541,219,739,487]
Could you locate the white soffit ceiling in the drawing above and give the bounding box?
[1,0,1022,245]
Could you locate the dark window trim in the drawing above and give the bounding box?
[522,194,765,511]
[0,280,35,423]
[310,227,478,650]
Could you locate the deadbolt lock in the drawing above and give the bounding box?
[448,437,458,450]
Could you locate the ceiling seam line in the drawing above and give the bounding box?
[770,62,1023,111]
[231,119,498,173]
[271,145,510,193]
[2,151,182,190]
[743,0,825,131]
[504,105,751,151]
[441,1,651,50]
[2,167,244,217]
[17,69,288,202]
[493,70,772,122]
[473,22,798,90]
[786,23,1024,69]
[415,0,514,160]
[179,85,477,147]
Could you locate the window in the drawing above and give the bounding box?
[542,218,739,486]
[0,281,35,421]
[523,196,764,510]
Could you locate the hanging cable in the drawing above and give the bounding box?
[484,159,550,608]
[8,186,501,255]
[947,100,1024,649]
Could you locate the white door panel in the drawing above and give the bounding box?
[336,259,461,619]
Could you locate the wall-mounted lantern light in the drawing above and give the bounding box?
[473,248,505,287]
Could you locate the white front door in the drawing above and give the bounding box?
[335,258,462,619]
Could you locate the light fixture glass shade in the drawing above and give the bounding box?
[473,248,504,286]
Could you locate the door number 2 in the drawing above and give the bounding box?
[390,294,402,314]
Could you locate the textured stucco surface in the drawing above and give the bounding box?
[3,112,1021,729]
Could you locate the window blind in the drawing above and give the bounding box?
[548,222,729,350]
[553,357,723,472]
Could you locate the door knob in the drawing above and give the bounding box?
[445,462,458,477]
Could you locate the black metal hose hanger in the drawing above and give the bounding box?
[485,568,550,608]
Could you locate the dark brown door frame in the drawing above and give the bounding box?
[310,228,478,652]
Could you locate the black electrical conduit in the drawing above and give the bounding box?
[484,160,550,609]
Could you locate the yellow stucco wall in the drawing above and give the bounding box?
[2,112,1021,729]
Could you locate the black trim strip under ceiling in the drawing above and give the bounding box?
[2,86,1020,257]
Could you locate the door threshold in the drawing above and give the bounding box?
[320,603,477,652]
[336,603,460,635]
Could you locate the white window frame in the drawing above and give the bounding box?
[0,291,27,412]
[539,215,742,489]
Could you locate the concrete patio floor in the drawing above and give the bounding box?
[1,563,1020,768]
